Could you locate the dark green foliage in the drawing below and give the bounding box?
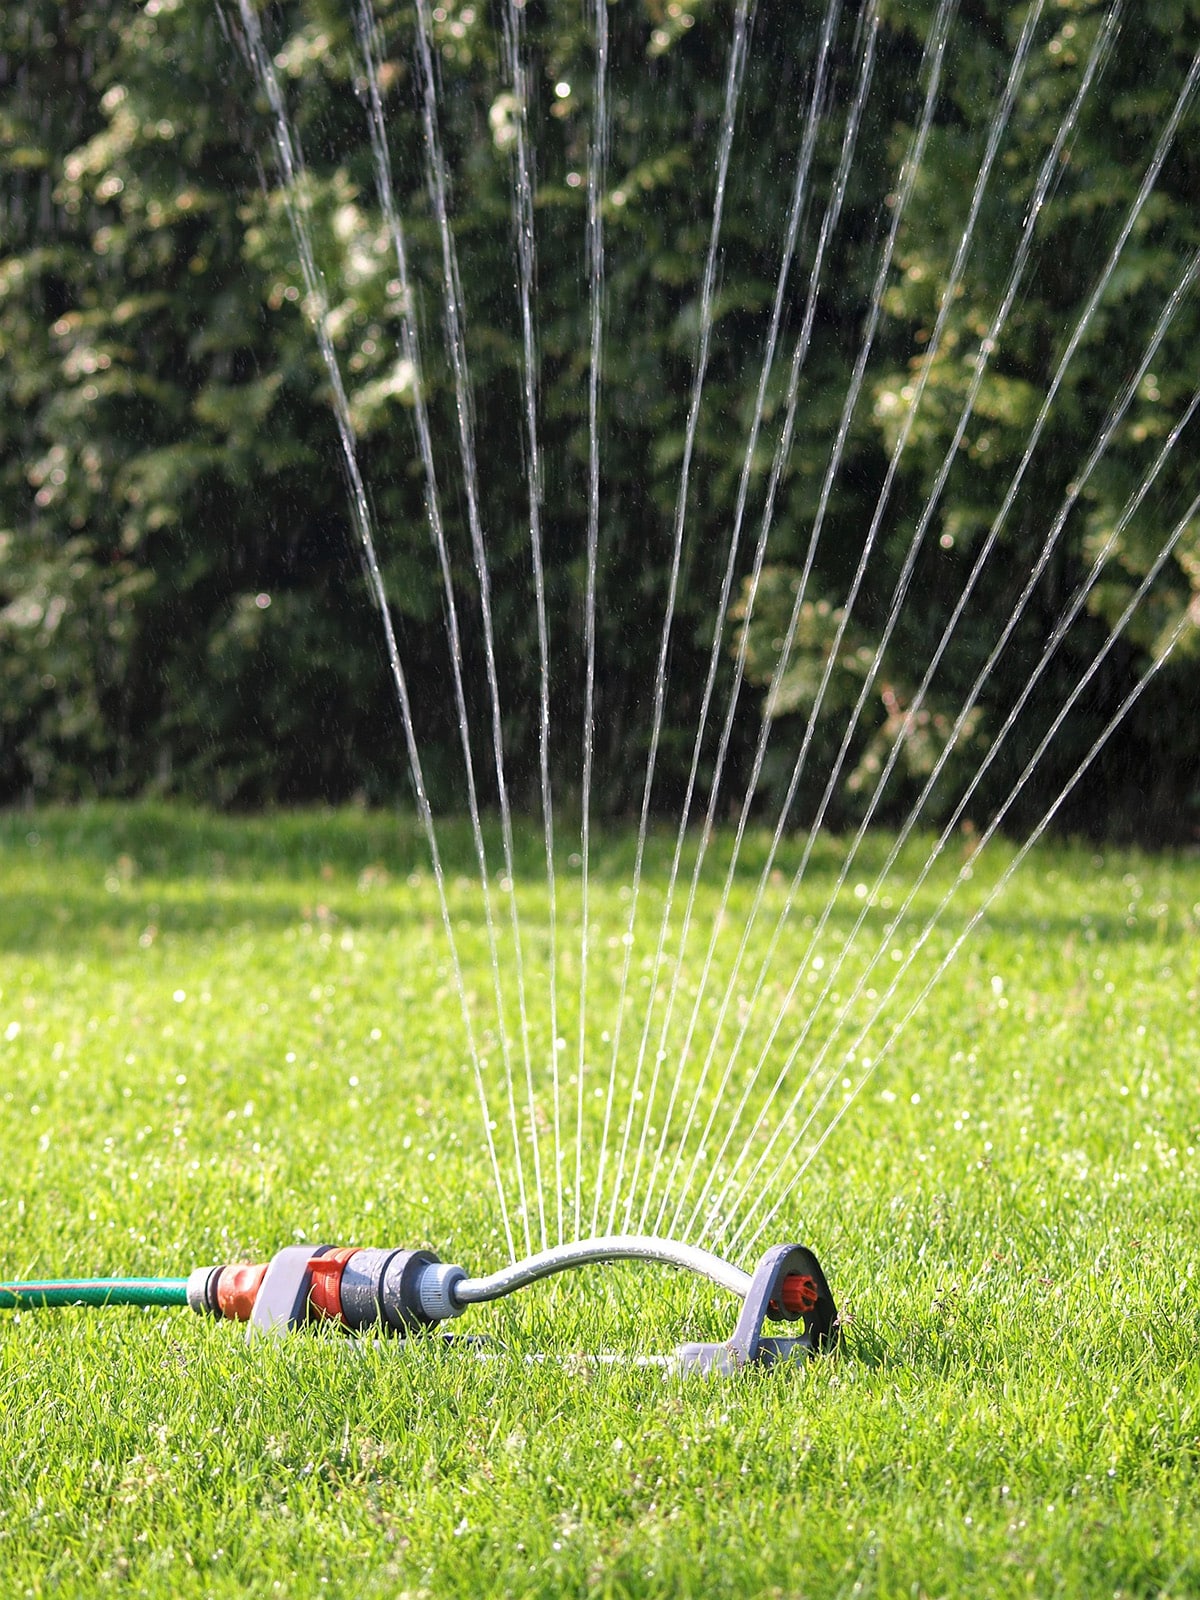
[1,0,1197,835]
[848,0,1200,841]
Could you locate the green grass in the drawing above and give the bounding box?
[2,803,1200,1598]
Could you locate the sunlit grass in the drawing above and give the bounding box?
[2,804,1199,1597]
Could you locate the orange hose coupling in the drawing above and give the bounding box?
[185,1262,269,1321]
[215,1262,269,1320]
[306,1247,360,1323]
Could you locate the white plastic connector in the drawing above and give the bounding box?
[416,1260,467,1321]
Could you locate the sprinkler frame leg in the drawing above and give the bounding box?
[675,1243,837,1374]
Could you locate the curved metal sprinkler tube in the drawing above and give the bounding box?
[452,1235,753,1306]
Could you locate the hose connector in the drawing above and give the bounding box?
[413,1259,467,1321]
[340,1250,466,1327]
[186,1263,269,1320]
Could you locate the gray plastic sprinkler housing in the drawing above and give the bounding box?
[187,1235,838,1371]
[676,1242,836,1374]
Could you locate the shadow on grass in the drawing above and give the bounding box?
[2,803,1193,959]
[2,882,1183,964]
[1,801,1009,885]
[0,884,436,957]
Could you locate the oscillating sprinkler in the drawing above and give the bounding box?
[2,1235,837,1373]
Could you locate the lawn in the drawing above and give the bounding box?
[2,804,1199,1598]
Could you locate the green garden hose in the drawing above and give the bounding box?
[0,1277,190,1310]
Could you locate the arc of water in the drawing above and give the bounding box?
[769,544,1200,1236]
[497,0,563,1246]
[668,0,1133,1237]
[677,0,1123,1198]
[714,364,1200,1252]
[609,0,849,1235]
[355,5,535,1247]
[357,1,532,1255]
[232,0,514,1254]
[730,471,1200,1260]
[641,0,884,1236]
[575,0,609,1243]
[704,247,1200,1243]
[608,0,956,1233]
[685,46,1200,1243]
[412,0,544,1253]
[589,0,756,1237]
[663,0,1037,1206]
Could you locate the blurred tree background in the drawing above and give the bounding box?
[1,0,1197,837]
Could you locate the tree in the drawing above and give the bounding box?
[1,0,1197,838]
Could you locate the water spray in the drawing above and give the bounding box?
[1,1236,836,1374]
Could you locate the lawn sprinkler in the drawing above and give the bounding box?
[2,1234,837,1373]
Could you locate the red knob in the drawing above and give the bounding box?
[780,1273,818,1315]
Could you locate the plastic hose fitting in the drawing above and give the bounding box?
[333,1247,400,1329]
[304,1247,466,1331]
[379,1249,457,1330]
[307,1247,360,1324]
[186,1263,268,1320]
[187,1245,469,1336]
[186,1266,220,1316]
[413,1260,467,1321]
